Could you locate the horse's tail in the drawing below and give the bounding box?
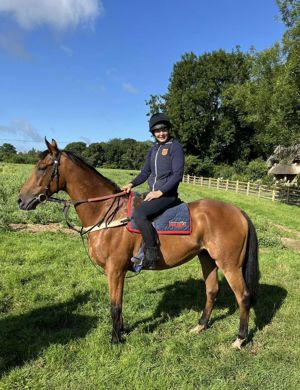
[241,211,259,307]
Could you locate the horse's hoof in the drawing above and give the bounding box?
[232,337,246,349]
[189,324,205,334]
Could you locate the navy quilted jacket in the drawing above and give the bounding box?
[131,138,184,195]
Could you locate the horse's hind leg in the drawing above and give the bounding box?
[222,268,250,349]
[190,251,219,334]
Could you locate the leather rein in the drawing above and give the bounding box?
[40,151,129,235]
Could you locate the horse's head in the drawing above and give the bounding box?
[18,138,64,210]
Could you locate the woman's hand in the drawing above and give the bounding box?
[121,183,133,193]
[144,190,163,201]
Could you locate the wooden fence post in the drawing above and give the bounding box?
[286,187,290,204]
[208,178,211,188]
[246,182,250,196]
[235,180,239,193]
[187,174,190,184]
[200,176,203,186]
[217,178,220,190]
[193,175,196,185]
[226,179,229,191]
[258,186,261,198]
[272,189,276,201]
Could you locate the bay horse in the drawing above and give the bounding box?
[18,139,259,348]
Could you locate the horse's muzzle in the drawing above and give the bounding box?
[17,193,46,210]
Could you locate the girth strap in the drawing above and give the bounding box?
[81,218,129,234]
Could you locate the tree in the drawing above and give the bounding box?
[224,41,299,158]
[23,148,40,163]
[121,140,152,169]
[82,143,104,167]
[101,138,152,169]
[0,143,16,155]
[146,95,166,116]
[147,49,252,163]
[0,143,17,161]
[101,139,125,168]
[276,0,300,28]
[64,142,87,157]
[184,155,201,175]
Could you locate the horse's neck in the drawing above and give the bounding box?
[64,159,117,226]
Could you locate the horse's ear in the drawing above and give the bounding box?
[45,137,58,155]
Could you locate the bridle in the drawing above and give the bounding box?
[37,150,128,234]
[37,150,62,203]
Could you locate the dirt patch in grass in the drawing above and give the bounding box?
[281,238,300,252]
[9,223,76,235]
[274,224,300,238]
[272,224,300,251]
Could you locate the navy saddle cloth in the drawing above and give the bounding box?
[126,192,192,235]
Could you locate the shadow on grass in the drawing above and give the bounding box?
[128,278,287,339]
[0,292,98,377]
[250,283,288,341]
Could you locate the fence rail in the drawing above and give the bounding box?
[183,175,300,206]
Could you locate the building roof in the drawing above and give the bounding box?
[268,164,300,175]
[267,144,300,168]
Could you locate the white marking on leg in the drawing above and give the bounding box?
[189,324,205,334]
[232,337,246,349]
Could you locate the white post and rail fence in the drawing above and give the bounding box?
[183,175,300,206]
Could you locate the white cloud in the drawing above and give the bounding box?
[80,136,91,145]
[0,119,43,142]
[122,82,138,94]
[0,0,103,30]
[14,119,44,141]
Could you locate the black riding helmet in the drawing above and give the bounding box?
[149,113,172,133]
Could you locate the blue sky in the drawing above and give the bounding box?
[0,0,285,151]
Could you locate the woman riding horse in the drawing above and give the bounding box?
[18,137,259,348]
[121,113,185,269]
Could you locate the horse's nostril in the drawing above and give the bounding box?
[17,197,24,208]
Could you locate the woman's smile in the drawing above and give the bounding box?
[154,129,169,143]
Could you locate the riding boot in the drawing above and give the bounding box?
[131,210,160,269]
[143,245,160,269]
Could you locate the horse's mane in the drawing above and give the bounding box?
[39,149,120,192]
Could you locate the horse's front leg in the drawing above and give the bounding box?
[107,266,126,344]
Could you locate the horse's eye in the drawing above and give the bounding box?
[37,165,47,171]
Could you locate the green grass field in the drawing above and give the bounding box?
[0,163,300,389]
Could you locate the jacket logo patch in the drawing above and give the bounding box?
[162,148,169,156]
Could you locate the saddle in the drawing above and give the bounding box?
[126,192,192,235]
